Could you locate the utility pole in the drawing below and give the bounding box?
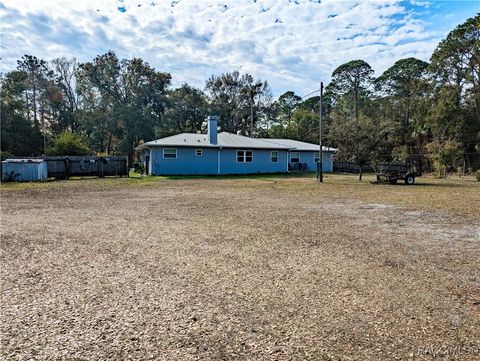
[317,82,324,182]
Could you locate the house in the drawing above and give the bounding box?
[259,138,337,172]
[136,116,336,176]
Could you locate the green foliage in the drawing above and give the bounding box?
[134,162,146,174]
[1,16,479,171]
[375,57,429,151]
[0,151,13,161]
[205,71,272,135]
[428,14,480,158]
[48,131,89,156]
[161,84,209,136]
[0,70,44,156]
[330,60,374,123]
[274,91,302,126]
[426,140,462,178]
[76,51,171,157]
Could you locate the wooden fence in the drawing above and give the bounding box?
[10,156,128,179]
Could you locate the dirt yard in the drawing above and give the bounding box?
[1,174,479,360]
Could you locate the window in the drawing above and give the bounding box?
[290,152,300,163]
[237,150,253,163]
[163,148,177,159]
[314,152,320,163]
[270,151,279,163]
[196,149,202,156]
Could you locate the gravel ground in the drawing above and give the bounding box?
[1,176,479,360]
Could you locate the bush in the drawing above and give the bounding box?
[134,162,145,174]
[426,140,461,178]
[48,131,89,156]
[0,150,13,161]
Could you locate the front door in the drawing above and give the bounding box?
[145,155,150,175]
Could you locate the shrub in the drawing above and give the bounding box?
[134,162,145,174]
[0,150,13,161]
[48,131,89,156]
[426,140,461,178]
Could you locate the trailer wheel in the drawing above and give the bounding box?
[405,174,415,185]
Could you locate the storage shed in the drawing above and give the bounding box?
[1,159,48,182]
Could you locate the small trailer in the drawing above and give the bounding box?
[375,157,423,185]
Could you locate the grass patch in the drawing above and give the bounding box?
[1,172,478,216]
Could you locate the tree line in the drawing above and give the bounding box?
[1,15,478,177]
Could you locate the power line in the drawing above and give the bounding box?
[301,89,319,99]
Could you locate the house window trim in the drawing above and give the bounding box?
[290,152,300,163]
[163,148,177,159]
[236,150,253,163]
[270,151,279,163]
[195,149,203,157]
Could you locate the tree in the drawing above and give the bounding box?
[330,113,396,181]
[0,71,44,155]
[428,14,480,169]
[243,75,268,136]
[16,55,50,128]
[328,60,377,180]
[269,109,319,143]
[50,57,81,133]
[76,51,171,158]
[205,71,271,135]
[162,84,209,136]
[375,57,429,153]
[48,131,89,156]
[329,60,374,125]
[274,91,302,127]
[426,140,462,178]
[16,55,59,154]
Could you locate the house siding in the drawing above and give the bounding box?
[142,147,333,176]
[150,147,218,175]
[146,147,289,175]
[219,149,288,174]
[289,151,334,172]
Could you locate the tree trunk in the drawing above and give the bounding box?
[250,95,254,137]
[358,164,363,181]
[354,89,359,125]
[107,133,113,155]
[32,77,38,128]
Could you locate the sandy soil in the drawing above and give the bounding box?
[1,176,479,360]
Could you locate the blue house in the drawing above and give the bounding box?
[136,116,336,176]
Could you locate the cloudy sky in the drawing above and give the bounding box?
[0,0,478,96]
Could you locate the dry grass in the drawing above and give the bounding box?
[1,174,479,360]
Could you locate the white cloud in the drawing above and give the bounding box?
[0,0,451,96]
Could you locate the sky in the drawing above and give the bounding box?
[0,0,478,97]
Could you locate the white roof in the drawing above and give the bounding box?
[2,158,45,163]
[137,132,290,150]
[259,138,337,152]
